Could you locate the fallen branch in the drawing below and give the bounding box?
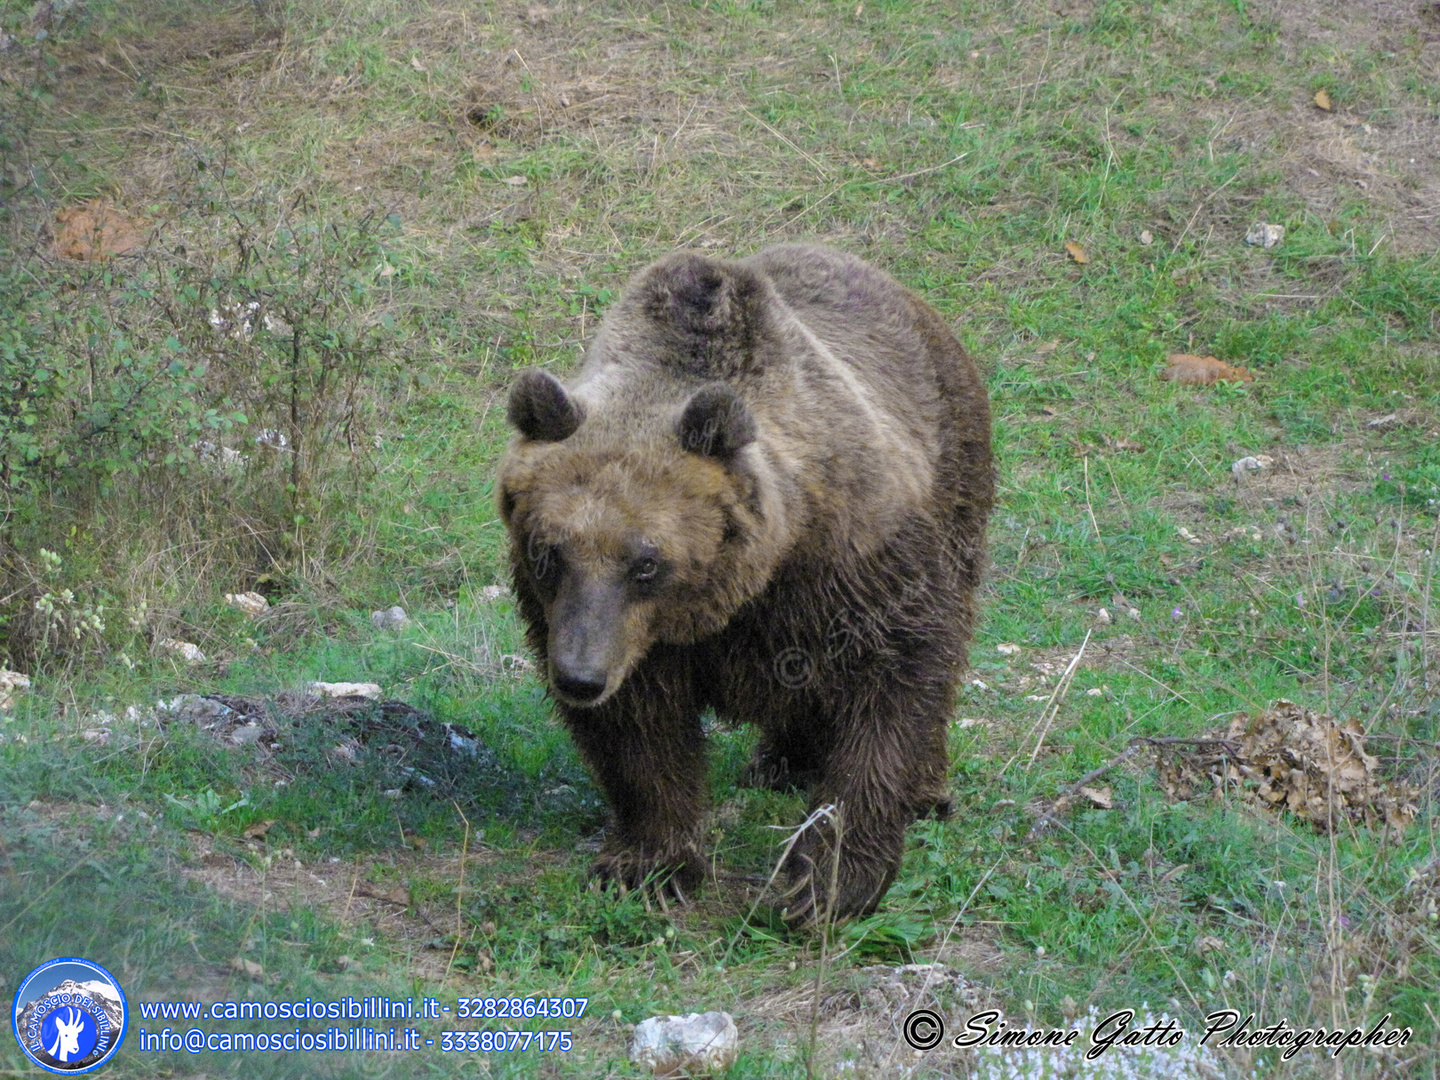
[1025,734,1242,839]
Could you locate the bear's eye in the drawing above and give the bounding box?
[632,557,658,582]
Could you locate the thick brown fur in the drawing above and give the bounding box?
[496,244,993,925]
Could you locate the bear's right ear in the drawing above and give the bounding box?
[507,370,584,443]
[677,383,756,460]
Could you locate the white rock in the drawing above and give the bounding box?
[1244,222,1285,248]
[996,642,1022,656]
[225,591,269,617]
[231,723,265,746]
[1231,454,1275,480]
[370,605,409,630]
[0,669,31,710]
[1095,608,1112,625]
[630,1012,738,1077]
[500,654,536,675]
[159,639,207,663]
[191,440,248,468]
[157,695,233,723]
[309,681,382,699]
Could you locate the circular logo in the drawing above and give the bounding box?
[903,1008,945,1051]
[11,957,128,1074]
[772,647,815,689]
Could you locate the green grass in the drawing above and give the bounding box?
[1,0,1438,1076]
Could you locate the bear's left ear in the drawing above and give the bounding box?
[676,383,756,460]
[508,369,584,442]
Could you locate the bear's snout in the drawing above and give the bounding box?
[549,575,629,707]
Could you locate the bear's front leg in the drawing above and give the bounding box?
[777,682,952,926]
[559,679,709,903]
[778,795,909,927]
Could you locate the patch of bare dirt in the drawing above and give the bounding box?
[1221,2,1440,253]
[1253,0,1440,50]
[1161,442,1375,519]
[749,957,996,1077]
[183,833,512,983]
[984,635,1146,699]
[34,9,280,110]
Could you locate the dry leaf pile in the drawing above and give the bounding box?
[1160,353,1256,385]
[1157,701,1417,839]
[52,199,147,260]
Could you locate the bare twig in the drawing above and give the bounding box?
[1026,734,1243,839]
[739,106,830,180]
[445,801,473,982]
[1170,169,1242,253]
[1001,630,1092,774]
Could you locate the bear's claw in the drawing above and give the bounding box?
[590,849,700,907]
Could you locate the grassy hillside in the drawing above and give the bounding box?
[1,0,1437,1077]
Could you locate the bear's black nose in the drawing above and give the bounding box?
[555,671,607,704]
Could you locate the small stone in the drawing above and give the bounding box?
[231,723,265,746]
[370,605,409,630]
[157,695,235,724]
[308,681,383,699]
[1244,223,1285,249]
[1139,229,1153,245]
[630,1012,738,1077]
[1231,454,1275,480]
[225,591,269,617]
[159,639,207,664]
[0,670,31,710]
[1095,607,1112,625]
[500,654,536,675]
[996,642,1021,655]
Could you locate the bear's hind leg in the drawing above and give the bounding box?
[742,721,826,793]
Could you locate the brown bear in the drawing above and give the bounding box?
[496,243,992,925]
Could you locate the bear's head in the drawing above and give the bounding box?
[497,253,797,707]
[498,369,775,708]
